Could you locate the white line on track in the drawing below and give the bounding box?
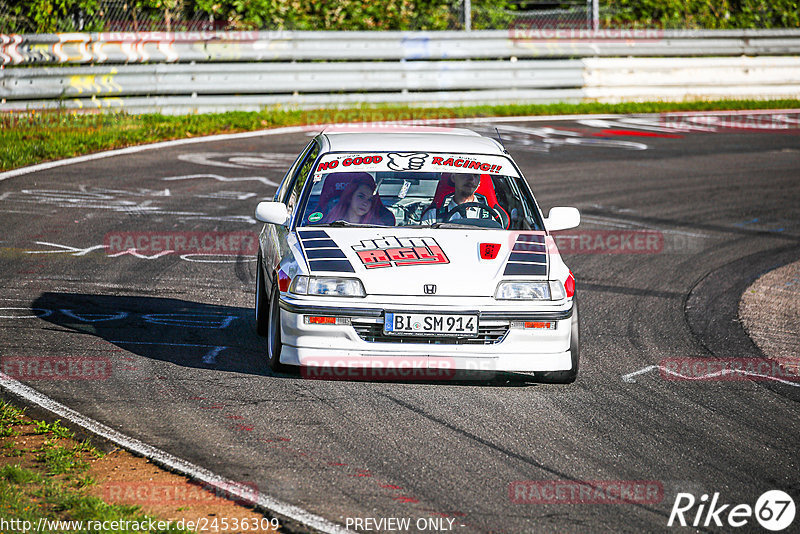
[0,372,349,534]
[621,365,659,382]
[622,364,800,387]
[3,109,798,183]
[581,215,712,237]
[0,126,312,181]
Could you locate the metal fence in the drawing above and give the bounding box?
[4,1,799,33]
[0,1,601,33]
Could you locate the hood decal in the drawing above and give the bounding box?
[352,236,449,269]
[503,234,548,276]
[297,229,355,273]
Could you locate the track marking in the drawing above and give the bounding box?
[108,341,230,365]
[0,307,52,319]
[0,126,312,182]
[161,173,279,187]
[0,373,348,534]
[3,109,797,184]
[25,242,106,256]
[622,364,800,387]
[621,365,659,383]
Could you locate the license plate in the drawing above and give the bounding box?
[384,312,478,336]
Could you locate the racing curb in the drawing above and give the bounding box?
[0,372,347,534]
[739,259,800,370]
[685,243,800,401]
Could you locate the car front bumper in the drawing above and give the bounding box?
[277,294,575,374]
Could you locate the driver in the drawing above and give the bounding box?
[421,173,486,224]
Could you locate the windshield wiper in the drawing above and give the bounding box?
[427,222,488,229]
[314,221,385,228]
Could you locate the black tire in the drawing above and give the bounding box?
[267,281,287,372]
[538,298,580,384]
[255,253,269,337]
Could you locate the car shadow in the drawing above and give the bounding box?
[32,291,270,375]
[31,292,539,386]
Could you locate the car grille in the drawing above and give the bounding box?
[352,318,509,345]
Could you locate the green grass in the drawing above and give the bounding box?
[0,464,192,533]
[2,99,799,172]
[36,443,91,475]
[3,441,25,456]
[33,419,74,440]
[0,400,192,534]
[0,403,28,436]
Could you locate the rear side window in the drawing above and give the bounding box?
[286,142,320,217]
[275,141,314,204]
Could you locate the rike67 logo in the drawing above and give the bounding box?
[352,236,448,269]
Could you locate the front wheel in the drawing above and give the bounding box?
[537,298,580,384]
[267,282,287,372]
[255,253,269,337]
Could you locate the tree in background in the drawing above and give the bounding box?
[602,0,799,29]
[2,0,99,32]
[192,0,457,30]
[1,0,797,32]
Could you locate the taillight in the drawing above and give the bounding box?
[564,270,575,298]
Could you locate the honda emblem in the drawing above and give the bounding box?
[424,284,437,295]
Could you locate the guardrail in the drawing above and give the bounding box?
[2,30,799,113]
[4,29,800,65]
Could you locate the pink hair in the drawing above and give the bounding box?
[322,173,385,224]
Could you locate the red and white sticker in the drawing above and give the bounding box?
[315,152,519,178]
[352,236,448,269]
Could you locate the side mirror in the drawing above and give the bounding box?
[544,207,580,232]
[255,201,289,226]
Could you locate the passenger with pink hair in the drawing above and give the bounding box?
[322,173,395,226]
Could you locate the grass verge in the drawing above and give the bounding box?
[2,99,799,172]
[0,401,191,533]
[0,400,277,533]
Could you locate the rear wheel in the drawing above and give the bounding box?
[538,298,580,384]
[255,253,269,337]
[267,282,287,372]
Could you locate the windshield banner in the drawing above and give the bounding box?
[314,152,521,179]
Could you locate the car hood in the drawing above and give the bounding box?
[296,228,550,297]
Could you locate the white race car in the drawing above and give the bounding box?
[254,127,581,382]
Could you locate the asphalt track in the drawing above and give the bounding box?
[1,111,799,533]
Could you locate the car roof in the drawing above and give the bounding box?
[318,127,506,155]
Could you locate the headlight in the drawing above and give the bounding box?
[289,275,366,297]
[495,281,567,300]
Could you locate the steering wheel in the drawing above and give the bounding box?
[444,201,504,227]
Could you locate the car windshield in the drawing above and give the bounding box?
[298,154,544,230]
